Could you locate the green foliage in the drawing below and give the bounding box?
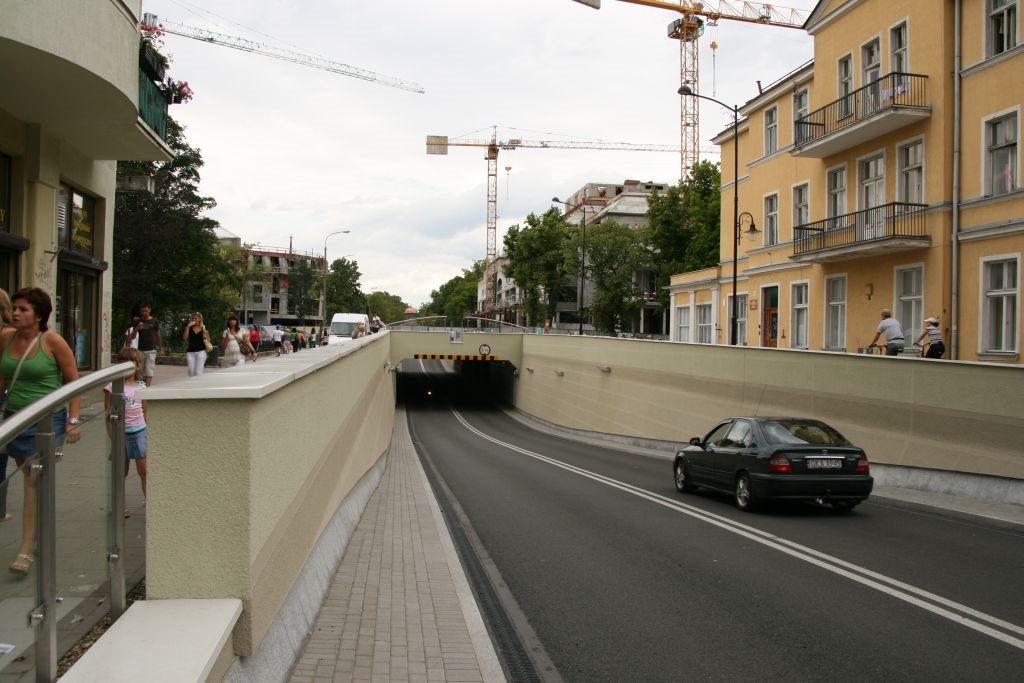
[645,160,722,309]
[421,262,482,325]
[573,220,647,335]
[503,209,572,326]
[289,258,319,325]
[326,257,364,315]
[113,117,241,350]
[367,290,409,324]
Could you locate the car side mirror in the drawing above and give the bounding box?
[689,437,702,446]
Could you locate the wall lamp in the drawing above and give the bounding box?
[525,367,534,373]
[597,365,612,373]
[554,369,565,377]
[864,283,874,300]
[738,211,759,241]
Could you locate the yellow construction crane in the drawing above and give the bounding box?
[576,1,809,179]
[142,13,425,94]
[427,126,680,310]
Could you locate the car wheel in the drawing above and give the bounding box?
[734,473,757,512]
[674,461,696,493]
[831,500,859,513]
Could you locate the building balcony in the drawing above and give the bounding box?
[792,73,931,158]
[791,202,930,263]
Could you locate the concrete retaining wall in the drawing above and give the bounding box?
[515,335,1024,482]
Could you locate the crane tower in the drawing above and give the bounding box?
[588,2,810,180]
[427,127,679,310]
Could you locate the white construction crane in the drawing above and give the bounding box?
[427,126,680,310]
[142,13,425,94]
[575,1,809,179]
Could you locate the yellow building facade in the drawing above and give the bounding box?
[669,0,1022,362]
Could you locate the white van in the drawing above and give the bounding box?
[327,313,370,345]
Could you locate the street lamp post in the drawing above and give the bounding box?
[552,197,587,335]
[323,229,350,323]
[678,85,741,346]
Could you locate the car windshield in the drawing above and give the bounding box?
[330,322,358,336]
[760,420,852,446]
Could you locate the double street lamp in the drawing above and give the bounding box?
[552,197,587,335]
[323,229,350,321]
[677,84,754,346]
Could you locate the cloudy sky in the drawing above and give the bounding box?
[142,0,815,308]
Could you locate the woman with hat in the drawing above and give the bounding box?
[916,317,945,359]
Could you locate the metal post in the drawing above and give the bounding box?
[579,207,586,336]
[33,413,57,682]
[731,105,739,346]
[109,377,127,618]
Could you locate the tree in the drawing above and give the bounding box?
[325,257,364,315]
[645,160,722,310]
[421,262,482,325]
[366,290,409,324]
[571,220,647,335]
[289,258,319,325]
[504,209,572,326]
[113,117,240,347]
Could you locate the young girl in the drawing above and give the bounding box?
[105,347,147,517]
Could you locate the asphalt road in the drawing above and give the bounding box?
[401,364,1024,682]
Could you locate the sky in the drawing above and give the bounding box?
[142,0,816,308]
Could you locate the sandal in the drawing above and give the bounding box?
[9,553,33,575]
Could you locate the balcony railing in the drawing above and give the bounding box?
[793,202,928,255]
[137,69,168,141]
[795,73,928,149]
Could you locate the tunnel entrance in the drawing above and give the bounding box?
[396,358,517,408]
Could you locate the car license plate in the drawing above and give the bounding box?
[807,458,842,469]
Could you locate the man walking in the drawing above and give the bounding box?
[131,304,164,385]
[869,308,905,356]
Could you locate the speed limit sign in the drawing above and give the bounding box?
[479,344,492,356]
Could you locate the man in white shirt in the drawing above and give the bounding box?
[869,308,905,356]
[272,326,285,356]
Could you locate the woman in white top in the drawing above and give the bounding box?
[915,316,945,359]
[221,315,254,366]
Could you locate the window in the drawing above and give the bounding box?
[676,305,691,342]
[764,194,779,246]
[825,276,847,349]
[990,0,1018,56]
[891,22,909,73]
[696,304,713,343]
[792,283,809,348]
[898,140,924,204]
[838,55,854,118]
[828,166,847,228]
[728,294,748,346]
[793,183,809,228]
[897,266,923,344]
[764,106,778,155]
[56,184,96,255]
[252,284,264,303]
[793,89,809,144]
[987,113,1018,196]
[862,39,882,116]
[861,154,886,239]
[982,257,1018,352]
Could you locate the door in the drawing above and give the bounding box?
[761,286,779,348]
[692,420,733,485]
[58,269,98,370]
[860,156,885,239]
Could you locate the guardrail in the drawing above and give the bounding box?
[793,202,929,255]
[0,362,135,681]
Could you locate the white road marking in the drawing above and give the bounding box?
[452,409,1024,651]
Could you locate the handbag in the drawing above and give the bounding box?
[202,327,213,354]
[0,334,41,419]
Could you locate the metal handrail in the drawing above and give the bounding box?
[0,361,135,681]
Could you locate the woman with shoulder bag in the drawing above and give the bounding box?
[0,288,82,575]
[221,316,252,366]
[182,312,209,377]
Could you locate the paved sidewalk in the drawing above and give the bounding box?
[287,408,503,683]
